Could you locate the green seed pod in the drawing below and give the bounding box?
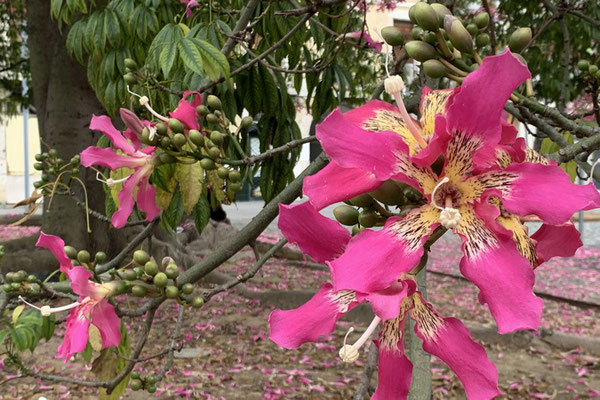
[207,147,221,160]
[196,105,210,116]
[408,3,417,23]
[94,252,107,263]
[589,64,599,75]
[144,261,159,276]
[423,59,447,78]
[594,69,600,80]
[159,153,177,164]
[172,133,187,148]
[133,250,150,266]
[16,270,27,281]
[411,27,423,40]
[333,205,359,226]
[210,131,224,146]
[414,2,439,31]
[207,95,222,109]
[191,296,204,308]
[165,286,179,299]
[241,116,253,129]
[217,167,230,179]
[577,60,590,71]
[165,264,179,279]
[10,282,20,290]
[123,269,138,281]
[156,122,168,136]
[358,210,378,228]
[200,158,216,170]
[351,224,365,236]
[444,15,473,54]
[5,272,15,283]
[370,180,406,205]
[466,23,478,36]
[33,181,43,189]
[71,167,80,175]
[404,40,438,62]
[35,153,44,162]
[476,33,490,48]
[130,379,143,391]
[27,274,37,283]
[160,137,171,149]
[189,129,205,146]
[131,372,140,380]
[77,250,91,264]
[229,182,242,192]
[153,272,168,288]
[349,193,373,207]
[33,162,44,171]
[228,170,241,182]
[508,27,532,54]
[168,118,185,133]
[132,285,147,297]
[124,58,138,70]
[64,246,77,259]
[431,3,452,28]
[424,31,437,45]
[123,73,136,85]
[474,12,490,29]
[10,272,23,283]
[182,283,194,295]
[206,113,219,124]
[381,26,405,46]
[48,149,58,157]
[70,155,80,166]
[3,283,12,292]
[146,376,156,385]
[205,139,215,148]
[141,127,157,146]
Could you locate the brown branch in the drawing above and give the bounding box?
[481,0,497,50]
[566,9,600,28]
[155,305,185,382]
[276,0,351,16]
[220,136,316,166]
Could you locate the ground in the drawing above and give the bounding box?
[0,209,599,399]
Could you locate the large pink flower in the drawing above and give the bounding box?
[80,115,160,228]
[270,203,500,400]
[298,50,600,334]
[35,233,121,361]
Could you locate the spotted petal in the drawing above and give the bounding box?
[374,314,412,400]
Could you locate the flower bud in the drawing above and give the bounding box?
[141,127,156,146]
[474,12,489,29]
[33,162,44,171]
[333,205,359,226]
[200,158,216,170]
[130,379,143,391]
[444,15,473,54]
[241,116,253,129]
[228,170,241,182]
[133,249,150,266]
[217,167,230,179]
[424,31,437,45]
[404,40,438,62]
[123,73,136,85]
[509,27,531,54]
[123,269,138,281]
[371,180,407,205]
[189,129,205,146]
[119,108,144,136]
[64,246,77,259]
[411,27,423,41]
[348,193,373,207]
[229,182,242,192]
[476,33,490,48]
[414,2,439,32]
[589,65,599,75]
[124,58,138,70]
[172,133,187,148]
[191,296,204,308]
[466,23,478,36]
[165,264,179,279]
[165,285,179,299]
[422,59,447,78]
[153,272,168,288]
[162,257,175,268]
[431,3,452,28]
[408,4,417,23]
[95,251,107,263]
[207,147,221,160]
[210,131,224,146]
[77,250,91,264]
[351,224,364,236]
[144,261,159,276]
[156,122,168,136]
[358,210,378,228]
[381,26,405,46]
[182,283,194,295]
[196,105,210,116]
[206,113,219,124]
[168,118,184,133]
[207,95,222,109]
[577,60,590,71]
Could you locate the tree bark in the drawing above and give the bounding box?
[18,1,130,264]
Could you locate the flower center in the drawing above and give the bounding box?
[384,75,428,149]
[431,177,462,229]
[338,316,381,363]
[96,171,129,187]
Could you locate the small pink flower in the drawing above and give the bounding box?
[180,0,199,18]
[346,31,383,52]
[80,114,160,228]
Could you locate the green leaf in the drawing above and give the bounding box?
[109,167,134,207]
[178,37,205,76]
[11,325,35,352]
[41,315,56,341]
[190,38,230,80]
[193,196,211,234]
[12,305,24,324]
[174,162,203,214]
[0,330,9,345]
[161,186,184,231]
[91,323,130,399]
[540,132,577,181]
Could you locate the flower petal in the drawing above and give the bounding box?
[90,300,122,348]
[278,202,351,263]
[111,169,145,228]
[66,266,94,298]
[303,162,383,210]
[411,294,501,400]
[269,283,357,349]
[80,147,144,170]
[531,223,583,265]
[36,232,73,274]
[330,205,440,293]
[455,206,543,333]
[56,307,90,361]
[169,91,201,130]
[89,115,136,155]
[363,280,414,320]
[419,87,452,141]
[373,342,412,400]
[136,176,161,221]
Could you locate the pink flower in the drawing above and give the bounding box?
[80,114,160,228]
[32,233,121,361]
[346,31,383,52]
[169,90,202,131]
[180,0,199,18]
[270,203,500,399]
[302,50,600,334]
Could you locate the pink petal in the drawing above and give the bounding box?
[346,31,382,52]
[363,280,413,320]
[316,109,405,181]
[90,300,121,348]
[89,115,136,155]
[169,91,201,130]
[80,147,144,170]
[330,206,439,293]
[269,283,357,349]
[278,202,350,263]
[66,266,94,298]
[56,307,90,361]
[531,223,583,265]
[111,169,145,228]
[123,128,143,150]
[35,232,73,274]
[499,162,600,224]
[136,177,161,221]
[412,298,501,400]
[372,341,412,400]
[303,162,383,210]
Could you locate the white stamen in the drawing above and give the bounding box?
[127,85,169,123]
[19,296,81,317]
[384,75,428,149]
[431,177,450,210]
[148,126,158,141]
[431,177,462,229]
[338,316,381,363]
[96,171,129,187]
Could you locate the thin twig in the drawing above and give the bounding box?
[220,136,316,166]
[155,305,185,382]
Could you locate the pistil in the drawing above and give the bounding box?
[339,316,381,363]
[431,177,462,229]
[19,296,81,317]
[384,75,428,149]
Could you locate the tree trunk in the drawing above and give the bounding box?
[21,1,129,263]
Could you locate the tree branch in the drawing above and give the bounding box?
[566,9,600,28]
[220,0,261,56]
[221,136,316,166]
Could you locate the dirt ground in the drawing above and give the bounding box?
[1,231,599,399]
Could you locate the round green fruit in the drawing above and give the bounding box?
[133,250,150,266]
[333,205,359,226]
[153,272,168,288]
